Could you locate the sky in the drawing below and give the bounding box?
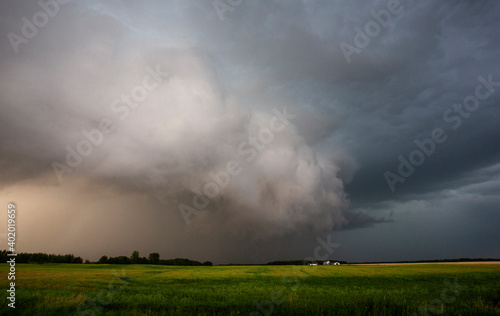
[0,0,499,264]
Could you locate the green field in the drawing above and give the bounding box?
[1,263,499,315]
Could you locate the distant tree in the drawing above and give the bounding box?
[131,251,140,264]
[203,261,213,266]
[0,250,6,262]
[159,258,203,266]
[84,259,91,264]
[138,256,149,264]
[149,253,160,264]
[109,256,131,264]
[98,256,108,264]
[64,254,75,263]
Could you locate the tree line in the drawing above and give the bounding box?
[267,260,348,265]
[0,250,83,263]
[97,251,213,266]
[0,250,212,266]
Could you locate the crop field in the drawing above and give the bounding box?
[1,263,499,315]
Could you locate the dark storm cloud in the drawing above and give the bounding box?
[0,0,499,262]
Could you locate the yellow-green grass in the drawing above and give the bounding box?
[1,263,499,315]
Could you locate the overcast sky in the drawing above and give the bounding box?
[1,0,499,263]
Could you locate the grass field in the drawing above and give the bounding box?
[1,263,499,315]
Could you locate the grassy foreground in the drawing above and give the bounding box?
[1,263,499,315]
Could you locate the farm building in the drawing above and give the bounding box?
[323,261,340,265]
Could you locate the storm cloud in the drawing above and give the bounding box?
[0,0,499,263]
